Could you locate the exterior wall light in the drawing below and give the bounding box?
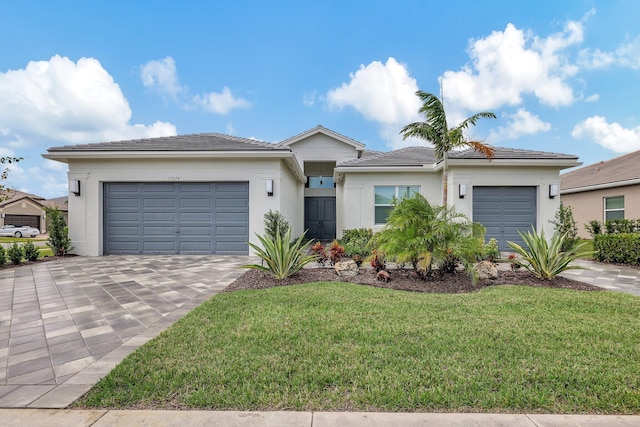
[549,183,559,199]
[266,179,273,197]
[69,179,81,196]
[459,184,467,198]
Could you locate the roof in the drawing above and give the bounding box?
[338,145,578,168]
[42,196,68,211]
[277,125,366,151]
[47,133,290,152]
[0,190,45,207]
[561,150,640,192]
[338,146,437,167]
[449,146,579,160]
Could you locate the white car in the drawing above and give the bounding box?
[0,225,41,238]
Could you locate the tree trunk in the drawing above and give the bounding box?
[442,152,448,206]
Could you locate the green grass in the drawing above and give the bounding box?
[76,283,640,413]
[0,236,46,243]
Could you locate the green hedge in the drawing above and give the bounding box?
[594,233,640,265]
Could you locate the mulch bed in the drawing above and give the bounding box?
[225,265,602,293]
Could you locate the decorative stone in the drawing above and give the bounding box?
[376,270,390,282]
[334,259,359,277]
[474,260,498,280]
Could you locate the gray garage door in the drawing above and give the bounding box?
[473,186,536,251]
[104,182,249,255]
[4,214,40,229]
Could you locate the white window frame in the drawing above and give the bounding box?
[604,195,625,221]
[374,185,420,224]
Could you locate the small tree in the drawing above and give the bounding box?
[263,210,290,241]
[45,207,73,256]
[0,246,6,267]
[23,241,39,262]
[0,156,22,202]
[551,204,579,252]
[7,243,23,265]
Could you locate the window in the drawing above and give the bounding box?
[308,176,335,189]
[604,196,624,221]
[374,186,420,224]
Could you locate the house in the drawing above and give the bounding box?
[0,190,69,233]
[43,125,579,255]
[560,150,640,238]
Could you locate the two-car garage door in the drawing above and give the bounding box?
[104,182,249,255]
[473,186,537,251]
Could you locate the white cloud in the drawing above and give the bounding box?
[140,56,185,99]
[141,57,251,115]
[303,90,317,107]
[584,93,599,102]
[0,55,177,197]
[193,87,250,114]
[489,108,551,142]
[579,36,640,70]
[0,55,176,145]
[326,57,423,149]
[441,18,586,112]
[572,116,640,153]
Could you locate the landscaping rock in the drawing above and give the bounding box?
[474,260,498,280]
[334,260,359,277]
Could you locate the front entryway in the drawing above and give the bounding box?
[304,197,336,240]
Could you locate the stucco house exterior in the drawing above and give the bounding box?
[43,125,579,255]
[560,150,640,238]
[0,190,68,233]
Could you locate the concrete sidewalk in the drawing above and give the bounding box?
[1,409,639,426]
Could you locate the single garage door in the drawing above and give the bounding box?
[473,186,536,251]
[4,214,40,229]
[104,182,249,255]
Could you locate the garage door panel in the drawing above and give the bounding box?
[473,186,536,251]
[104,182,248,255]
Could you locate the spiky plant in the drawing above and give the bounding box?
[243,228,316,279]
[507,227,593,280]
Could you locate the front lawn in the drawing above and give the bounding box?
[0,236,46,243]
[76,283,640,413]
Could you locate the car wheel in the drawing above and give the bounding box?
[15,231,22,238]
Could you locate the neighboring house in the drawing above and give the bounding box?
[0,190,68,233]
[43,125,579,255]
[560,150,640,238]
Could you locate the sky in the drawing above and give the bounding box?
[1,0,640,198]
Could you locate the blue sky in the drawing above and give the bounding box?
[1,0,640,198]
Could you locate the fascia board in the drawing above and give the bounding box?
[560,178,640,194]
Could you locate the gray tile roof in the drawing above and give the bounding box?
[339,146,437,167]
[449,146,579,160]
[47,133,290,152]
[0,190,45,207]
[561,150,640,191]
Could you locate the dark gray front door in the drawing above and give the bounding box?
[104,182,249,255]
[473,186,536,251]
[304,197,336,240]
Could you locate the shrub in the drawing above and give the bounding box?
[550,204,579,252]
[480,238,500,262]
[7,243,23,265]
[605,219,637,234]
[263,210,290,241]
[585,220,602,238]
[311,241,328,266]
[22,241,39,262]
[328,240,345,265]
[372,193,480,281]
[243,228,316,279]
[594,233,640,265]
[507,228,593,280]
[0,246,5,267]
[46,207,73,256]
[341,228,373,258]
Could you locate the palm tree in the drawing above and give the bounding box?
[400,91,496,206]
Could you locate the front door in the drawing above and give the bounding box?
[304,197,336,240]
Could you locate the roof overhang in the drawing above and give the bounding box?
[333,165,432,183]
[43,150,307,183]
[441,158,582,170]
[278,125,366,151]
[561,178,640,194]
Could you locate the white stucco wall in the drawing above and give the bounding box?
[339,171,442,236]
[287,133,360,169]
[448,165,562,238]
[66,157,297,256]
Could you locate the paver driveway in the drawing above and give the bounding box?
[0,255,250,408]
